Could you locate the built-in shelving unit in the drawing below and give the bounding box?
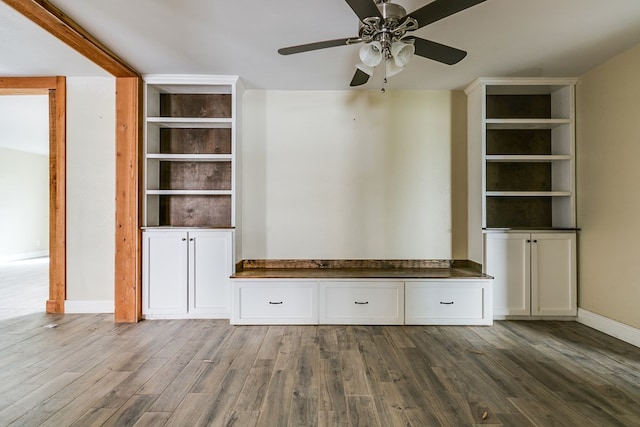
[143,75,242,228]
[142,75,243,319]
[466,77,577,236]
[465,77,578,318]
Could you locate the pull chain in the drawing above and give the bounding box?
[381,56,388,93]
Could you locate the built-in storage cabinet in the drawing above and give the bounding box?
[484,232,576,317]
[144,75,241,228]
[231,278,492,325]
[142,229,233,318]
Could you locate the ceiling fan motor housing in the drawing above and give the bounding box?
[359,1,415,53]
[378,2,407,21]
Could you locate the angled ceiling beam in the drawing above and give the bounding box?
[2,0,139,77]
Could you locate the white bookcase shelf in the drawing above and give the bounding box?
[147,117,233,128]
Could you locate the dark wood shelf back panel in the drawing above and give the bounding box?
[486,196,552,228]
[158,195,232,227]
[486,94,551,119]
[160,93,232,118]
[486,163,552,192]
[160,128,231,154]
[486,129,551,155]
[159,161,232,191]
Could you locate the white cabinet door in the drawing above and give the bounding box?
[484,233,531,316]
[531,233,577,316]
[143,231,188,315]
[189,230,233,317]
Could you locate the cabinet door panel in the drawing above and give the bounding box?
[189,230,233,316]
[484,233,531,316]
[143,231,188,315]
[531,233,576,316]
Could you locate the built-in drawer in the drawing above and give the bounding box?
[319,281,404,325]
[231,280,317,325]
[405,280,493,325]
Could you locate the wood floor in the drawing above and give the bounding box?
[1,259,639,425]
[0,312,639,427]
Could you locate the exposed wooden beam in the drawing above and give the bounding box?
[2,0,138,77]
[0,76,57,92]
[114,77,142,322]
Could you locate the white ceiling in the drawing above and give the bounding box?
[4,0,640,155]
[0,0,640,90]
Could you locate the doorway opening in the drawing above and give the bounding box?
[0,93,50,318]
[0,77,66,315]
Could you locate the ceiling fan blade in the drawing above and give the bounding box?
[405,0,486,29]
[350,68,370,87]
[410,37,467,65]
[345,0,382,21]
[278,38,355,55]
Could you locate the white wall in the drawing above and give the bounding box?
[242,90,465,260]
[577,43,640,329]
[0,148,49,261]
[65,76,116,308]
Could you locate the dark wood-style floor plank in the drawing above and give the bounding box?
[1,310,640,426]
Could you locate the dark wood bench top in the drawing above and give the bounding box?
[231,260,492,280]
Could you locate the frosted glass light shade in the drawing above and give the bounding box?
[391,41,414,67]
[385,59,405,77]
[359,41,383,67]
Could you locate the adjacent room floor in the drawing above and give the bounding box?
[0,257,48,320]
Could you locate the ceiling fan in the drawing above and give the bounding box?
[278,0,487,87]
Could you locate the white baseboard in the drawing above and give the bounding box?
[0,251,49,263]
[65,300,114,314]
[577,308,640,348]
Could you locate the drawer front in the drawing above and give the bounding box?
[319,281,404,325]
[232,281,317,324]
[405,281,492,325]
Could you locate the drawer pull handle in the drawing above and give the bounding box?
[440,301,454,305]
[354,301,369,305]
[269,301,283,305]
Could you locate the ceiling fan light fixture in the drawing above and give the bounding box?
[359,41,383,67]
